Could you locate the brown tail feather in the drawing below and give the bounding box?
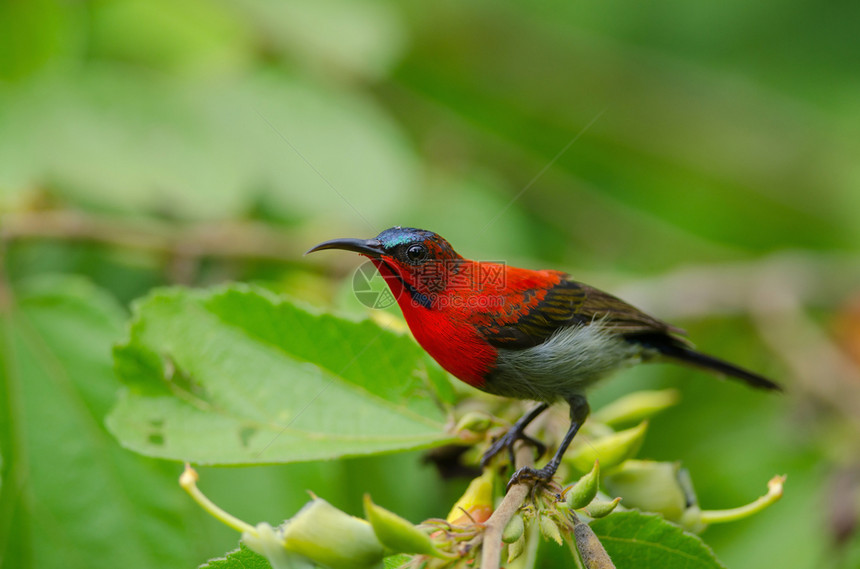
[631,334,782,391]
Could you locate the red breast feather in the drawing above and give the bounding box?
[372,259,498,387]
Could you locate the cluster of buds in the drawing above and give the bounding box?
[181,388,785,569]
[472,460,621,565]
[449,388,785,565]
[180,465,455,569]
[558,389,784,534]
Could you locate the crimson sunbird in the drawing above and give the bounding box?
[308,227,781,487]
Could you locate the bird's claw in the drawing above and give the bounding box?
[505,465,557,493]
[480,428,546,469]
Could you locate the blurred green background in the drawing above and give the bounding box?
[2,0,860,568]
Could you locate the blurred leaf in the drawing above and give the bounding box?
[107,285,454,464]
[200,544,271,569]
[0,275,201,568]
[91,0,254,77]
[5,240,167,306]
[232,0,407,79]
[206,71,418,226]
[0,0,80,81]
[407,169,536,261]
[0,67,418,224]
[394,3,860,261]
[590,511,725,569]
[844,534,860,569]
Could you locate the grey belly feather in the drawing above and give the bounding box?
[484,323,644,402]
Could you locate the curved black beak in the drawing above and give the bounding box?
[305,237,385,257]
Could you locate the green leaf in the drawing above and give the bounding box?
[383,554,411,569]
[200,544,272,569]
[0,275,203,568]
[589,511,725,569]
[107,284,454,464]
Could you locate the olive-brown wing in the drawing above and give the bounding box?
[476,278,684,350]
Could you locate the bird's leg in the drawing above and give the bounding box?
[507,395,590,491]
[480,402,550,469]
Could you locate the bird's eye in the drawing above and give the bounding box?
[405,244,427,263]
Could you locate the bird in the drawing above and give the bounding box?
[307,226,781,488]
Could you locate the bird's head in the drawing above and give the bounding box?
[307,226,465,305]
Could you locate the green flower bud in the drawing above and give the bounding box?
[502,514,525,543]
[603,460,687,522]
[680,505,707,534]
[363,494,439,557]
[539,515,563,545]
[507,535,525,563]
[455,411,493,433]
[592,389,680,428]
[585,497,621,519]
[243,523,314,569]
[565,421,648,473]
[565,460,600,510]
[282,498,384,569]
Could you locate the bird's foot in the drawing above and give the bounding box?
[480,428,546,469]
[505,465,559,493]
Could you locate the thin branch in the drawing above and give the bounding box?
[5,211,858,311]
[614,250,860,318]
[0,210,305,262]
[750,279,860,431]
[480,445,535,569]
[615,252,860,434]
